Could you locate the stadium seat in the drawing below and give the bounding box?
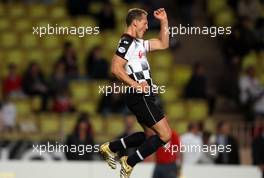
[21,33,39,49]
[13,99,32,116]
[89,2,103,15]
[0,18,10,31]
[25,49,45,70]
[30,96,42,112]
[64,35,83,51]
[83,35,103,50]
[28,4,47,19]
[15,19,32,32]
[8,4,26,18]
[207,0,228,16]
[49,6,67,19]
[70,81,91,103]
[0,32,18,48]
[0,4,5,17]
[41,36,61,50]
[102,32,121,52]
[5,50,26,71]
[89,80,108,101]
[90,115,103,134]
[77,101,97,115]
[172,121,188,134]
[62,113,79,136]
[39,113,61,139]
[17,115,38,133]
[106,115,124,137]
[160,85,180,103]
[242,51,257,70]
[186,100,208,121]
[171,65,192,88]
[76,17,97,28]
[166,101,186,120]
[152,69,170,85]
[214,8,235,27]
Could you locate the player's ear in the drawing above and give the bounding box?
[132,19,138,27]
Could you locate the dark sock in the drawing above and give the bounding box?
[109,132,146,153]
[127,135,166,167]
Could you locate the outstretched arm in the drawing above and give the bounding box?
[149,8,169,51]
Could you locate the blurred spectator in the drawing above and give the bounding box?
[52,89,75,113]
[213,121,240,164]
[252,122,264,178]
[85,46,109,80]
[97,79,126,116]
[184,62,215,115]
[238,0,261,22]
[184,62,207,99]
[219,55,240,103]
[49,61,69,97]
[96,1,116,31]
[58,42,79,79]
[65,112,94,160]
[238,17,259,53]
[0,96,16,132]
[116,114,137,157]
[180,122,203,165]
[2,64,24,98]
[66,0,89,17]
[198,131,215,164]
[239,66,264,120]
[22,62,50,111]
[153,130,181,178]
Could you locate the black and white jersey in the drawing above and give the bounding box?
[115,33,153,86]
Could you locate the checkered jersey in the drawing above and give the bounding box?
[115,34,153,86]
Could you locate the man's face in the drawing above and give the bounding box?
[135,14,148,38]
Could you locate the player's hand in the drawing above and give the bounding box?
[153,8,167,21]
[136,81,149,93]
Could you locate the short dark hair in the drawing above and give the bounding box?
[126,8,148,26]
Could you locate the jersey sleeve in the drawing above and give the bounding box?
[115,37,133,61]
[143,40,150,52]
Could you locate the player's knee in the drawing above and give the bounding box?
[159,127,172,143]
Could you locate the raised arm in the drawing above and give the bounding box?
[149,8,169,51]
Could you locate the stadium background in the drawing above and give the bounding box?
[0,0,264,178]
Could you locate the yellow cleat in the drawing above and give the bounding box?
[99,142,117,169]
[120,156,133,178]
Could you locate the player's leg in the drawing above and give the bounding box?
[126,117,171,167]
[100,131,146,169]
[120,118,171,178]
[119,94,172,178]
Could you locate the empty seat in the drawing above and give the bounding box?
[21,33,39,49]
[166,101,186,120]
[49,6,67,19]
[39,113,61,139]
[28,5,47,19]
[186,100,208,121]
[8,4,26,18]
[70,81,91,103]
[0,32,18,48]
[15,18,32,32]
[171,65,192,88]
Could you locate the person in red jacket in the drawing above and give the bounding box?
[2,64,23,98]
[153,130,181,178]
